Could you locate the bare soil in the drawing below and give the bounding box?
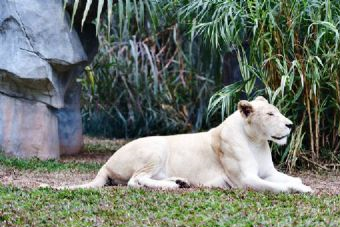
[1,165,340,195]
[0,168,97,188]
[299,171,340,195]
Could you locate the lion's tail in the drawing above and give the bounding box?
[54,166,109,190]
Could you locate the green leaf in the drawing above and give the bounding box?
[81,0,93,30]
[96,0,105,35]
[70,0,80,29]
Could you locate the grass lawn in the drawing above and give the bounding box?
[1,138,340,226]
[0,186,339,226]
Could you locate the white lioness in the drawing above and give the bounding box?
[61,96,312,193]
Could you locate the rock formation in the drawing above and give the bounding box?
[0,0,99,159]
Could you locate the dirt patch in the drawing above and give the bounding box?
[60,152,112,164]
[299,171,340,195]
[83,136,129,153]
[1,166,340,194]
[0,168,97,188]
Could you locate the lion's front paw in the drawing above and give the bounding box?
[289,183,313,193]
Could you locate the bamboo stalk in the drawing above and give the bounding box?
[314,92,319,159]
[333,112,337,149]
[306,94,315,159]
[295,52,315,159]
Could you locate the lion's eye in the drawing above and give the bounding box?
[267,112,274,116]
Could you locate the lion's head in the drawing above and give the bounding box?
[238,96,293,145]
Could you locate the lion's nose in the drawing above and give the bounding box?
[285,123,293,129]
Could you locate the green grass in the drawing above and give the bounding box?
[0,153,101,172]
[0,186,339,226]
[0,144,338,226]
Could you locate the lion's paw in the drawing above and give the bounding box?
[167,177,190,188]
[289,183,313,193]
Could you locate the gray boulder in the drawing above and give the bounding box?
[0,93,59,159]
[0,0,100,159]
[0,0,87,108]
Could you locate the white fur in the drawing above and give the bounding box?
[58,96,312,193]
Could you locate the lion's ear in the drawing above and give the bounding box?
[255,96,268,103]
[238,100,254,118]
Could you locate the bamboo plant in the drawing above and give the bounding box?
[69,0,340,166]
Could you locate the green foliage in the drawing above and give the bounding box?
[1,186,340,226]
[71,0,340,165]
[80,0,221,138]
[65,0,112,35]
[183,0,340,164]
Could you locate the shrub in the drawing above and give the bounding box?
[73,0,340,167]
[184,0,340,165]
[79,1,221,138]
